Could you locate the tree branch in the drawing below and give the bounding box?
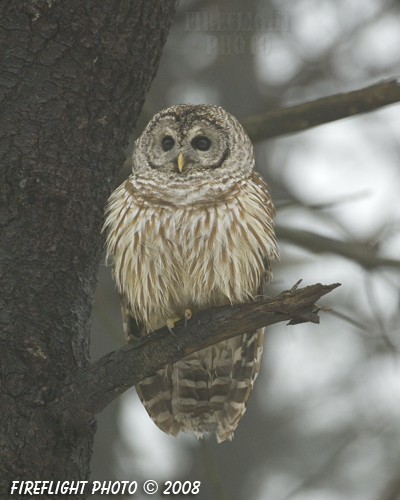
[54,282,340,424]
[276,226,400,269]
[241,78,400,142]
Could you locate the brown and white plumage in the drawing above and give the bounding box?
[104,104,279,442]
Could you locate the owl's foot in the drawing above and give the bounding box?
[166,309,193,335]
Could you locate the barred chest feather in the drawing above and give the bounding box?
[105,173,278,332]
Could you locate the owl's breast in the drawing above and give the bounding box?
[105,179,278,330]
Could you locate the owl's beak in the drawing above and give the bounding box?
[177,151,185,173]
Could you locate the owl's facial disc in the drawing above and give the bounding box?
[144,116,230,176]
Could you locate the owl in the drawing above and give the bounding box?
[104,104,279,442]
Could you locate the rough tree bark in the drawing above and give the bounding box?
[0,0,178,496]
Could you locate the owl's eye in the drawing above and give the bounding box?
[191,136,211,151]
[162,136,175,151]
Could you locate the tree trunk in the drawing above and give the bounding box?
[0,0,177,496]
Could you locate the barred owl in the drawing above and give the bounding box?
[104,104,279,442]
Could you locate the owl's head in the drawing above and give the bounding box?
[132,105,254,181]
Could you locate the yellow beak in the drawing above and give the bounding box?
[177,151,185,173]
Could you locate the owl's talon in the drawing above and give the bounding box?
[184,309,192,327]
[166,317,181,336]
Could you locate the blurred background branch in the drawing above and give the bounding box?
[242,79,400,141]
[275,225,400,269]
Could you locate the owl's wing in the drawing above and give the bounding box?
[251,171,276,299]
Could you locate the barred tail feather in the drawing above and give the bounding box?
[135,331,263,442]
